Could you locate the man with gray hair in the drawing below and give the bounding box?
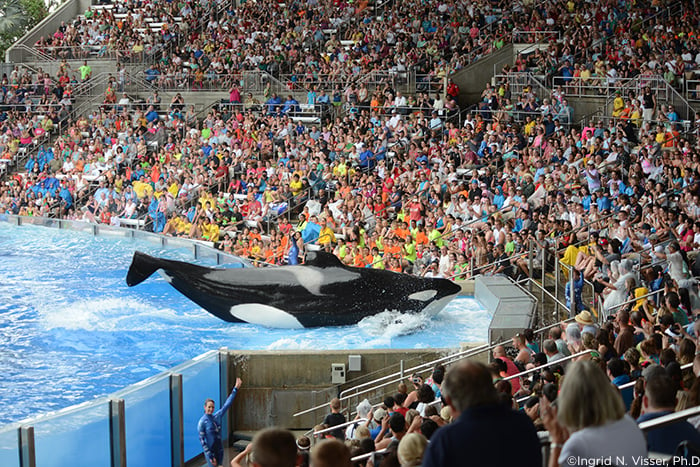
[422,361,541,467]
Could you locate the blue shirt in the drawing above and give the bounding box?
[637,411,700,455]
[198,388,238,464]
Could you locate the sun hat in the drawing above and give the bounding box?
[373,408,387,422]
[575,310,595,326]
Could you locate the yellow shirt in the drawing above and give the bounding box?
[333,162,347,177]
[132,180,153,198]
[612,96,624,117]
[202,223,220,242]
[318,226,336,245]
[524,120,536,136]
[290,179,303,196]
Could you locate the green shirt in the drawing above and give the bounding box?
[79,64,91,80]
[403,242,417,263]
[428,229,443,247]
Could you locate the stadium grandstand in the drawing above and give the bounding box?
[2,0,700,464]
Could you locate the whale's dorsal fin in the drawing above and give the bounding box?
[304,251,345,268]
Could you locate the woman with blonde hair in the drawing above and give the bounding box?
[542,360,646,467]
[397,433,428,467]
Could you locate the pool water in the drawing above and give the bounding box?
[0,222,492,425]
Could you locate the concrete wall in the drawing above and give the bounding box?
[6,0,92,63]
[451,44,514,107]
[227,346,488,430]
[568,97,608,125]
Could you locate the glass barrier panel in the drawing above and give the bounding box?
[118,375,172,467]
[0,424,19,467]
[179,351,220,461]
[33,401,111,467]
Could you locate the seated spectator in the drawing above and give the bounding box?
[422,361,541,467]
[311,439,352,467]
[637,370,700,455]
[397,433,428,467]
[542,360,647,467]
[230,427,298,467]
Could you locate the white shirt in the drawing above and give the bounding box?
[559,415,646,466]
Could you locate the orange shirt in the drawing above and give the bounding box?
[384,245,402,258]
[394,227,409,240]
[415,232,429,245]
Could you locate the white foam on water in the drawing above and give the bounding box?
[262,297,494,350]
[40,297,184,332]
[358,310,430,337]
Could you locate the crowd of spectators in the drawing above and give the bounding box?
[298,303,700,466]
[33,0,211,61]
[1,2,700,293]
[1,0,700,464]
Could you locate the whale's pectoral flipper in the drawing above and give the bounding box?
[126,251,164,287]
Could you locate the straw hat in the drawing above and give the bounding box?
[574,310,595,326]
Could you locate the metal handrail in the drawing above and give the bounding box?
[292,340,503,418]
[519,275,574,325]
[312,418,368,437]
[605,288,665,315]
[502,350,594,382]
[639,405,700,433]
[617,363,693,392]
[351,448,388,463]
[334,341,497,405]
[533,317,576,337]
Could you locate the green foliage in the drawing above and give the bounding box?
[20,0,48,25]
[0,0,48,59]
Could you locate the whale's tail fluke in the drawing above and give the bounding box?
[126,251,163,287]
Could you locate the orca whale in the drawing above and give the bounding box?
[126,251,461,328]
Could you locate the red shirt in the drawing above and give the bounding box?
[497,356,522,394]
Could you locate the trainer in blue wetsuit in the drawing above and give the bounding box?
[198,378,242,467]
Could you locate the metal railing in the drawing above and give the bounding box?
[686,79,700,103]
[312,418,367,437]
[604,288,666,316]
[292,340,505,419]
[639,405,700,433]
[502,349,593,382]
[617,363,693,393]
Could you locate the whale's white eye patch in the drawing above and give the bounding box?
[408,290,437,301]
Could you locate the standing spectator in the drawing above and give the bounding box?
[78,60,91,82]
[323,397,346,440]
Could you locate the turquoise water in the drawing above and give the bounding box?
[0,222,492,425]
